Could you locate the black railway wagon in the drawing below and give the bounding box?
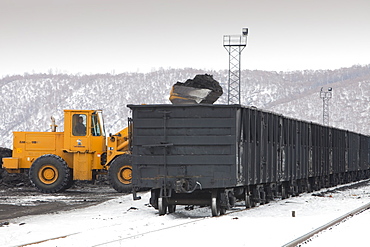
[128,104,370,216]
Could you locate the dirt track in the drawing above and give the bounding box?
[0,184,122,222]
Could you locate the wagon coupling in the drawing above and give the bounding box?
[175,179,202,193]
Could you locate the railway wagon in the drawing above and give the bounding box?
[128,104,370,216]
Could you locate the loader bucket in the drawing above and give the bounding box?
[169,74,223,104]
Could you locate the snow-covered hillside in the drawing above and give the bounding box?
[1,65,370,148]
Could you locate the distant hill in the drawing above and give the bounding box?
[1,65,369,148]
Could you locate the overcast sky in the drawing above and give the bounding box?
[1,0,369,76]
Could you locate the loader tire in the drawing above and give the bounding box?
[65,168,75,189]
[29,154,71,193]
[108,154,132,193]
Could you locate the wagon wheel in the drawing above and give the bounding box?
[211,192,220,216]
[220,205,227,215]
[168,204,176,214]
[211,190,227,216]
[281,184,288,199]
[108,154,132,193]
[150,189,160,209]
[245,189,252,208]
[158,197,167,216]
[306,181,313,193]
[29,154,71,193]
[259,190,266,205]
[250,196,257,208]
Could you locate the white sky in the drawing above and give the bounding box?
[1,0,369,76]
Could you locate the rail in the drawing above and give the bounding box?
[282,201,370,247]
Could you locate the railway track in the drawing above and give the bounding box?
[29,196,370,247]
[15,200,369,247]
[15,214,208,247]
[12,202,252,247]
[3,179,370,247]
[282,201,370,247]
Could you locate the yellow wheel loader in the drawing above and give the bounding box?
[2,110,132,193]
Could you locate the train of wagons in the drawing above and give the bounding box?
[128,104,370,216]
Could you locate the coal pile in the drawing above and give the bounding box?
[0,148,31,189]
[0,170,31,189]
[169,74,223,104]
[0,147,11,161]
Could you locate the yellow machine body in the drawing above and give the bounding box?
[3,110,108,181]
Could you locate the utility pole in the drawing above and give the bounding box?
[223,28,248,105]
[320,87,333,125]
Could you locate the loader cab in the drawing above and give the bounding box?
[63,110,107,179]
[64,109,106,151]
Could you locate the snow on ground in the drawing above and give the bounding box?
[0,193,71,206]
[1,182,370,247]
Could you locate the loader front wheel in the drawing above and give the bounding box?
[29,154,71,193]
[108,155,132,193]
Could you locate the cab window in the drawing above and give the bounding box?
[73,114,86,136]
[91,114,102,136]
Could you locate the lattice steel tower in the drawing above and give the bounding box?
[223,28,248,104]
[320,87,333,125]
